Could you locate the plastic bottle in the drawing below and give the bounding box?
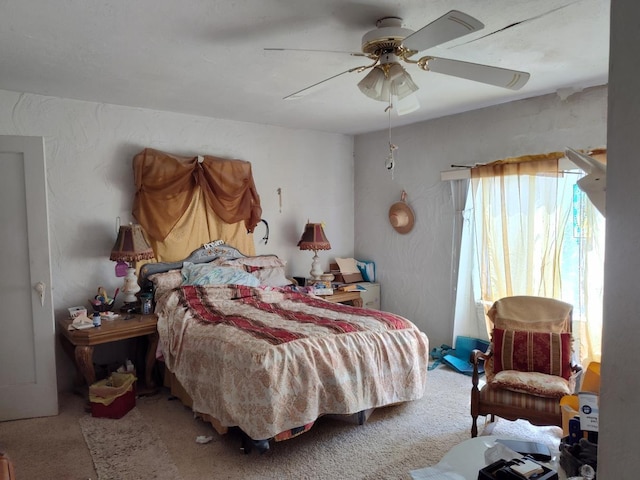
[141,294,153,315]
[92,311,101,327]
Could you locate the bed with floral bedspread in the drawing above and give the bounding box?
[141,243,430,449]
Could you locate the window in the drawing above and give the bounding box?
[452,154,604,363]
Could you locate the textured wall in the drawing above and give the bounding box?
[354,86,608,349]
[0,89,354,389]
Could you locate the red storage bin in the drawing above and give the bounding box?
[89,372,136,419]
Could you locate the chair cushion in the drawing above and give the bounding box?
[493,328,572,380]
[480,380,565,409]
[490,370,572,398]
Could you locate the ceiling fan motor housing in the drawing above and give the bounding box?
[361,17,415,55]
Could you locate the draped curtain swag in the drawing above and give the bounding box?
[132,148,262,243]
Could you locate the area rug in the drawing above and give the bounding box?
[79,407,182,480]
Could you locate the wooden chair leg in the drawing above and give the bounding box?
[471,416,478,437]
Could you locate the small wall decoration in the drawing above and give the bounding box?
[388,190,415,234]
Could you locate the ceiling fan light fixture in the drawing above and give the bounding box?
[358,66,387,100]
[390,71,419,100]
[396,93,420,115]
[387,62,406,81]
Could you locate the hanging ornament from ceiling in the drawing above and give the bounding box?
[384,102,398,179]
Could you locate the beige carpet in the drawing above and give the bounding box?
[79,407,182,480]
[81,366,563,480]
[0,366,563,480]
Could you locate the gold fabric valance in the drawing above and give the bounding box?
[471,152,565,178]
[132,148,262,242]
[471,149,607,179]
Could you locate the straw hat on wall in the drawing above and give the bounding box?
[388,190,415,234]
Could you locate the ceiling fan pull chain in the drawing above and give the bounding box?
[385,99,396,179]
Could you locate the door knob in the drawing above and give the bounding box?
[34,281,46,306]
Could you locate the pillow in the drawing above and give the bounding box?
[219,255,290,286]
[490,370,572,398]
[248,266,292,287]
[492,328,572,380]
[148,270,183,298]
[221,255,286,269]
[181,262,260,287]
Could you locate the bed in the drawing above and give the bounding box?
[140,241,430,452]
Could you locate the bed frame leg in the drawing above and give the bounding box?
[239,432,270,454]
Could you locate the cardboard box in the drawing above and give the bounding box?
[330,263,363,284]
[578,392,599,432]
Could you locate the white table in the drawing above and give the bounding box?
[410,436,566,480]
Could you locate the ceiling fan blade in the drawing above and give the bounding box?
[565,147,606,174]
[282,64,374,99]
[402,10,484,52]
[265,47,366,57]
[422,56,530,90]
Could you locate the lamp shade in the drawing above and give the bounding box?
[109,224,155,263]
[358,66,386,100]
[297,223,331,251]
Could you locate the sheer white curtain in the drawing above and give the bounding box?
[452,154,604,363]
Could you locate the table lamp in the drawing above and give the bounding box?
[297,221,331,281]
[109,223,155,305]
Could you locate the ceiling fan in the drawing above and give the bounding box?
[266,10,530,113]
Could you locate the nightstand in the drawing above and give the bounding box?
[321,290,363,307]
[57,313,159,394]
[354,282,381,310]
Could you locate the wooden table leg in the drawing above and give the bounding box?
[58,333,85,386]
[352,298,363,308]
[145,331,159,389]
[74,345,96,386]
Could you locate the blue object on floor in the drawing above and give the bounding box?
[428,344,452,370]
[442,336,490,375]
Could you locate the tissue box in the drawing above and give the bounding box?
[68,306,87,319]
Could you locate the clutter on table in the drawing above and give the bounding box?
[89,286,118,312]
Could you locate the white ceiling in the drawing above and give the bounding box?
[0,0,609,135]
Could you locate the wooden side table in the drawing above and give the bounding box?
[57,313,159,393]
[321,290,363,307]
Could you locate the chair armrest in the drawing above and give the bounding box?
[470,347,491,365]
[470,347,492,393]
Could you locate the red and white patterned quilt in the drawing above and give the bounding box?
[156,285,430,440]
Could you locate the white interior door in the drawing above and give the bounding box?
[0,135,58,420]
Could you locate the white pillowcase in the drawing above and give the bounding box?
[220,255,291,287]
[250,266,291,287]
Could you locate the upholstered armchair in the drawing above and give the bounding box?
[470,296,581,437]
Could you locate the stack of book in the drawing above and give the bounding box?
[337,284,366,292]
